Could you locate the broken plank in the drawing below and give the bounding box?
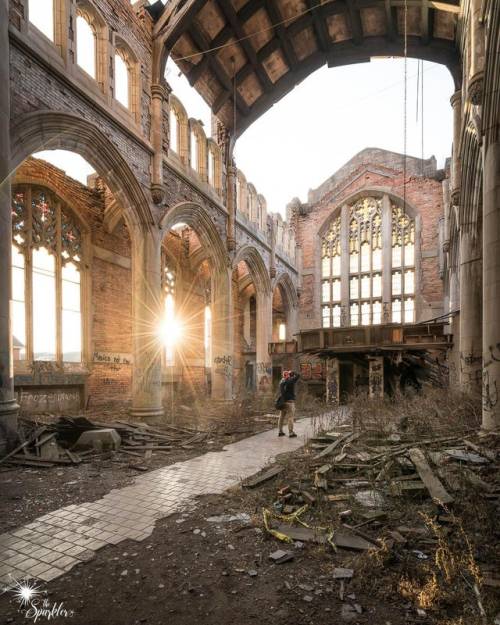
[7,458,55,468]
[333,529,377,551]
[243,465,283,488]
[408,448,454,505]
[34,432,57,448]
[314,432,359,460]
[276,524,326,544]
[0,426,47,465]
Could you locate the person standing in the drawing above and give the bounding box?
[277,370,300,438]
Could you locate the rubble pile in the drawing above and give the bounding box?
[0,416,209,470]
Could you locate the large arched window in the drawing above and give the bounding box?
[76,13,96,78]
[29,0,54,41]
[161,251,177,366]
[11,186,85,363]
[321,195,416,328]
[114,50,130,108]
[170,108,179,153]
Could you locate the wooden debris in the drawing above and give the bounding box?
[301,490,316,505]
[275,524,327,544]
[409,448,454,505]
[0,426,47,465]
[243,465,283,488]
[332,529,377,551]
[314,432,359,460]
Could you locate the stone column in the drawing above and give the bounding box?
[0,0,19,452]
[450,91,462,206]
[381,194,392,321]
[150,82,168,204]
[369,357,384,398]
[296,244,303,298]
[130,226,164,418]
[448,266,461,388]
[326,358,339,404]
[211,266,233,400]
[226,163,236,251]
[468,0,485,105]
[459,230,482,394]
[269,217,276,279]
[255,290,272,395]
[482,141,500,430]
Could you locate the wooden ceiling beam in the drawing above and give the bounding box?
[188,24,250,117]
[217,0,274,92]
[306,0,331,53]
[266,0,299,71]
[421,1,434,45]
[346,1,364,46]
[384,0,397,41]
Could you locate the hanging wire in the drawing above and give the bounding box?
[421,59,425,175]
[416,59,420,123]
[403,0,408,210]
[171,0,337,63]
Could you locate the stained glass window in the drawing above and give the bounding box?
[11,185,84,364]
[321,195,417,327]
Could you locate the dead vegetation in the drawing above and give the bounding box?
[240,390,499,624]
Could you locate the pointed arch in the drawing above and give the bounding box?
[159,202,229,275]
[233,245,271,295]
[273,272,298,314]
[10,111,153,231]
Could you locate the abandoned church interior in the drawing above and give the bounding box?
[0,0,499,623]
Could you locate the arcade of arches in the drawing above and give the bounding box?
[0,0,499,453]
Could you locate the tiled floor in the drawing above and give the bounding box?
[0,417,316,587]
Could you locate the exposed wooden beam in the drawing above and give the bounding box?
[266,0,299,71]
[158,0,209,50]
[346,1,363,46]
[421,1,433,45]
[217,0,274,92]
[306,0,331,53]
[188,24,250,117]
[384,0,397,42]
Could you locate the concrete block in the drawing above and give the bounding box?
[74,429,121,451]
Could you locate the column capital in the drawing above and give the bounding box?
[450,90,462,109]
[151,83,167,100]
[468,71,484,106]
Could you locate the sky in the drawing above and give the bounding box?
[34,8,455,218]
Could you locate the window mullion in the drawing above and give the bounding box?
[26,187,34,363]
[56,200,63,365]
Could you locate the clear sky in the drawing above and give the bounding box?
[167,56,455,215]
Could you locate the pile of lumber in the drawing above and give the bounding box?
[0,416,208,469]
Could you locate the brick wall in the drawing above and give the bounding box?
[295,150,445,329]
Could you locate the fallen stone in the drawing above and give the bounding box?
[247,569,258,577]
[298,583,314,592]
[74,429,121,451]
[332,567,354,579]
[269,549,294,564]
[341,604,358,622]
[354,489,386,508]
[303,595,313,603]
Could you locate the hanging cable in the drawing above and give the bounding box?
[403,0,408,210]
[421,59,425,175]
[416,59,420,124]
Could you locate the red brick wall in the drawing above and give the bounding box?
[295,151,444,329]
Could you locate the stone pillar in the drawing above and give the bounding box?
[459,230,482,394]
[255,290,272,395]
[286,304,298,342]
[150,82,168,204]
[448,266,461,388]
[326,358,339,404]
[211,267,233,400]
[296,244,303,298]
[369,357,384,399]
[130,226,164,418]
[482,141,500,430]
[468,0,485,105]
[269,217,276,279]
[226,163,236,251]
[381,194,392,321]
[450,91,462,206]
[0,0,19,452]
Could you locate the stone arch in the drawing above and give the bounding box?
[159,202,229,275]
[10,110,153,231]
[273,272,298,313]
[233,245,271,295]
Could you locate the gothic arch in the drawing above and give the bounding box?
[273,272,298,314]
[10,111,153,231]
[159,202,229,275]
[233,245,271,295]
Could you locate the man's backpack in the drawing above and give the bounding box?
[275,394,285,410]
